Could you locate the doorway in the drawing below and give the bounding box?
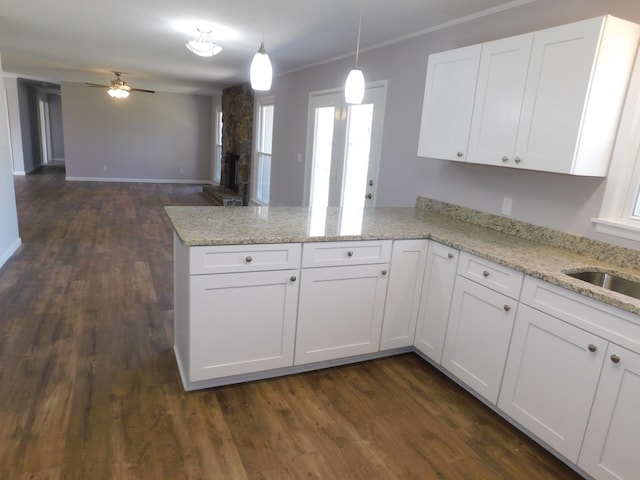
[304,83,386,210]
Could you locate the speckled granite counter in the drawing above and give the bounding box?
[165,199,640,316]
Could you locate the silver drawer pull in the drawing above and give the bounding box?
[503,305,511,312]
[456,151,463,158]
[245,256,253,263]
[347,251,354,257]
[290,275,297,282]
[610,354,621,364]
[588,344,597,353]
[381,270,388,276]
[482,270,490,277]
[448,253,454,259]
[501,156,509,163]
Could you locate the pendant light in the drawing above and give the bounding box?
[251,1,273,91]
[251,41,272,90]
[345,8,365,104]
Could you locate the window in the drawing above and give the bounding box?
[253,97,274,205]
[213,106,223,184]
[593,48,640,242]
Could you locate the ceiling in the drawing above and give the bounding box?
[0,0,533,95]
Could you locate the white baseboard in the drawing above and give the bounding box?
[13,170,26,176]
[65,176,209,184]
[0,237,22,270]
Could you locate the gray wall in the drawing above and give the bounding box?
[48,93,64,160]
[3,76,25,174]
[267,0,640,250]
[0,52,21,268]
[62,81,213,182]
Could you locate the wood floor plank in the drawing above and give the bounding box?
[0,165,585,479]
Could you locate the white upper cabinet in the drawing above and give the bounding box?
[417,44,481,161]
[514,16,640,175]
[421,15,640,176]
[467,34,533,167]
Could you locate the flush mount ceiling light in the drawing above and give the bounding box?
[186,29,223,57]
[345,7,365,104]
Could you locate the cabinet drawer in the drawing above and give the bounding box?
[190,243,301,275]
[457,251,523,299]
[301,241,392,268]
[521,276,640,353]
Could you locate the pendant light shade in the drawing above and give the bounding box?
[345,69,365,104]
[250,41,273,91]
[345,7,365,104]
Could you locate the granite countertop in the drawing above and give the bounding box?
[165,204,640,316]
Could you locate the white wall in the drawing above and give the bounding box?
[3,76,25,174]
[62,81,213,183]
[267,0,640,250]
[0,52,22,269]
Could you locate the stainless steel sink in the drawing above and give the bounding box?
[564,270,640,300]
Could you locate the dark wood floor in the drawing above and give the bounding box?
[0,165,584,479]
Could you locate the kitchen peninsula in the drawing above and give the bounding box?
[166,198,640,480]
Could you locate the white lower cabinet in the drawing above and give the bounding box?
[189,269,299,381]
[498,304,607,462]
[413,242,458,362]
[295,263,389,365]
[578,344,640,480]
[442,276,518,404]
[380,240,429,350]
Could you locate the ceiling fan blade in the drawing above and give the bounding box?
[85,83,110,88]
[130,87,155,94]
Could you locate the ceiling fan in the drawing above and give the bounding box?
[85,71,155,98]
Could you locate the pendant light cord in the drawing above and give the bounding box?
[354,8,362,68]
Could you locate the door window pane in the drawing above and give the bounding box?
[342,104,374,211]
[310,106,335,209]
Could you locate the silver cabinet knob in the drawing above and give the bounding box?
[503,305,511,312]
[514,156,522,164]
[456,151,463,158]
[501,156,509,163]
[381,269,388,276]
[365,193,372,199]
[290,275,297,282]
[588,344,597,353]
[347,251,354,257]
[611,354,621,364]
[482,270,490,277]
[447,253,454,259]
[245,255,253,263]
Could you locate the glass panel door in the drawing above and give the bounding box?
[306,85,386,210]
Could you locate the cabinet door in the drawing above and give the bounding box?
[417,44,481,161]
[295,264,388,365]
[413,242,458,363]
[579,345,640,480]
[514,18,602,173]
[498,304,607,462]
[467,33,533,167]
[380,240,428,350]
[189,269,299,381]
[442,276,517,404]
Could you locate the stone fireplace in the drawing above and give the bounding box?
[204,84,254,206]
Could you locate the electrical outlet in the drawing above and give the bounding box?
[502,197,512,216]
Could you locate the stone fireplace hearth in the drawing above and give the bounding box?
[204,84,253,206]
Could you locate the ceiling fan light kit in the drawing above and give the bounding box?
[186,29,223,57]
[85,72,155,99]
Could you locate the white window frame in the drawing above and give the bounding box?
[252,96,274,206]
[593,48,640,242]
[213,105,223,184]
